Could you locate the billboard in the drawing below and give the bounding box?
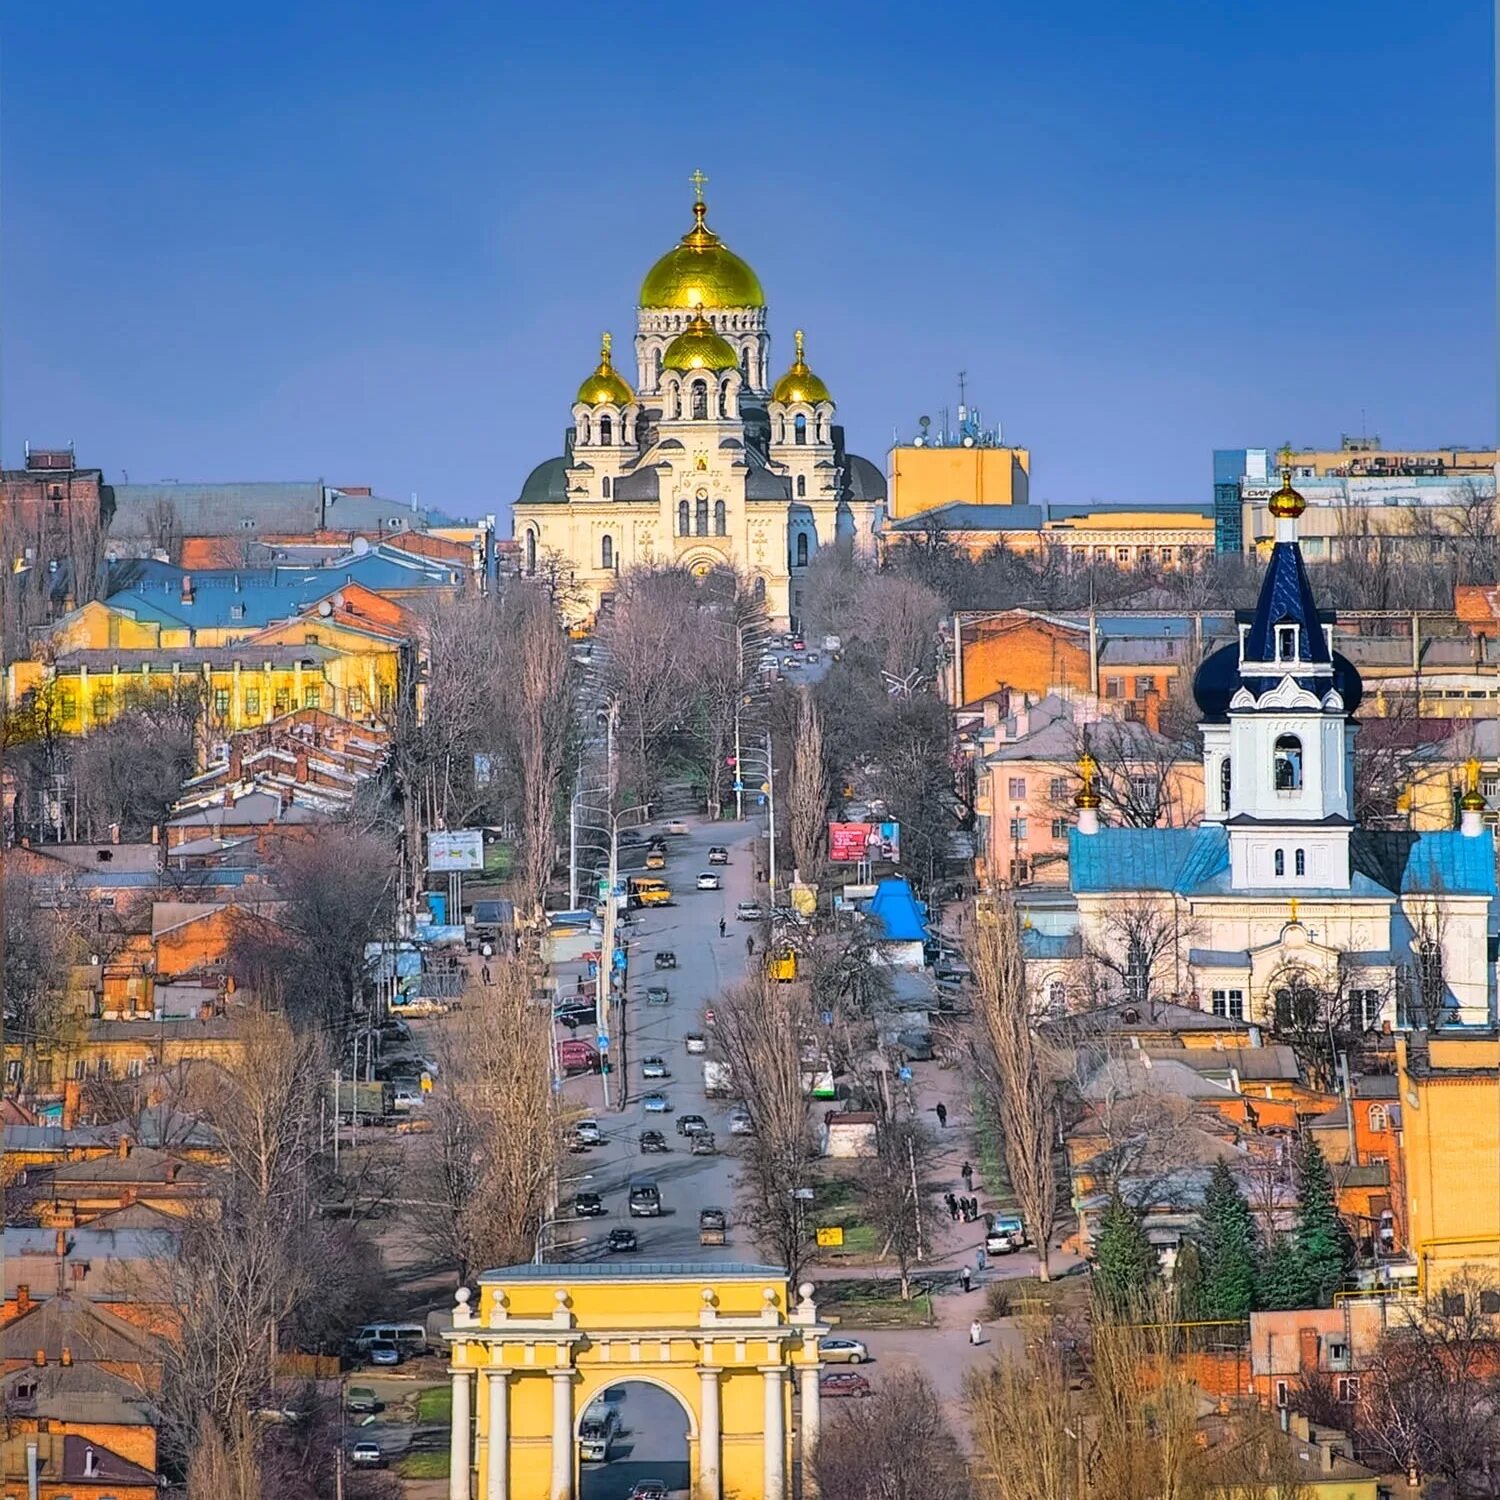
[427,828,484,872]
[828,821,901,863]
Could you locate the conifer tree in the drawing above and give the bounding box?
[1293,1134,1353,1307]
[1256,1232,1306,1311]
[1094,1189,1156,1312]
[1193,1159,1259,1320]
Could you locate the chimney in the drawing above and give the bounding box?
[1319,1438,1340,1474]
[60,1347,72,1368]
[228,742,243,781]
[294,748,309,784]
[33,1349,45,1367]
[15,1284,30,1313]
[84,1445,97,1477]
[180,572,194,604]
[116,1134,131,1160]
[109,822,120,845]
[54,1229,67,1258]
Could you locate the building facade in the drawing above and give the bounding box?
[511,184,883,627]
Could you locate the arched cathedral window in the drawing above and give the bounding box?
[794,413,807,445]
[601,535,614,570]
[1219,757,1232,814]
[796,475,806,498]
[678,500,690,536]
[579,414,591,444]
[524,530,537,575]
[713,500,726,537]
[719,383,730,419]
[691,381,708,421]
[599,415,612,445]
[796,533,809,568]
[695,495,709,536]
[602,477,611,498]
[1274,735,1303,792]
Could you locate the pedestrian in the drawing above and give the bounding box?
[746,935,755,957]
[719,917,727,938]
[935,1101,948,1129]
[961,1160,973,1190]
[960,1265,972,1293]
[977,1247,988,1271]
[946,1193,959,1221]
[969,1319,983,1346]
[482,964,492,985]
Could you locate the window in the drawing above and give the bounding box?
[1050,818,1068,840]
[1133,677,1152,700]
[1482,1291,1500,1315]
[59,689,76,719]
[1008,777,1027,800]
[5,1059,20,1084]
[1273,1380,1289,1408]
[1367,1104,1388,1132]
[245,688,260,716]
[795,533,809,568]
[1442,1290,1467,1317]
[1336,1376,1359,1404]
[214,688,230,718]
[695,496,709,536]
[654,349,663,383]
[93,689,113,717]
[1047,979,1066,1010]
[1130,774,1158,806]
[691,381,708,421]
[1116,546,1130,564]
[74,1058,87,1081]
[525,529,537,575]
[1211,988,1245,1021]
[599,415,612,446]
[719,383,730,419]
[1008,817,1028,840]
[678,500,690,536]
[1049,776,1068,801]
[796,475,806,498]
[1328,1340,1350,1366]
[1274,734,1303,791]
[127,1057,143,1079]
[753,576,766,600]
[1161,547,1173,564]
[348,688,364,714]
[1219,757,1232,814]
[1104,677,1123,699]
[1008,857,1029,884]
[714,500,726,536]
[1353,990,1382,1030]
[1294,848,1306,876]
[1276,624,1297,661]
[304,685,321,709]
[1274,849,1285,877]
[741,348,751,381]
[602,476,611,498]
[379,685,393,713]
[601,535,614,570]
[579,414,591,444]
[794,413,807,445]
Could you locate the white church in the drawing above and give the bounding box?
[1026,470,1497,1029]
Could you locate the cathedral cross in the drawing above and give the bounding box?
[690,168,708,203]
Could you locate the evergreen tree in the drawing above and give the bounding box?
[1293,1134,1353,1307]
[1256,1232,1307,1311]
[1094,1190,1156,1312]
[1193,1159,1259,1320]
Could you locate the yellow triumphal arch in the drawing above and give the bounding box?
[441,1262,828,1500]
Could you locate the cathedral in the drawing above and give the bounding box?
[1029,470,1497,1028]
[511,177,883,626]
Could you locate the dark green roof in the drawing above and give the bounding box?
[519,456,569,504]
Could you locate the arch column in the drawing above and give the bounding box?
[551,1369,575,1500]
[484,1368,510,1500]
[762,1365,786,1500]
[799,1364,821,1491]
[448,1367,472,1500]
[698,1367,721,1500]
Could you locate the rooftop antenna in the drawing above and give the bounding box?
[957,370,968,418]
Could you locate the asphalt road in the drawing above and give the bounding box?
[579,1383,691,1500]
[553,816,763,1265]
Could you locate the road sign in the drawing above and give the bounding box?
[815,1226,844,1248]
[552,1077,562,1094]
[821,1010,833,1026]
[733,780,744,792]
[760,781,770,794]
[597,1033,610,1051]
[612,949,627,971]
[597,879,610,897]
[898,1066,913,1082]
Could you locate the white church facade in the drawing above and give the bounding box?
[511,179,882,627]
[1028,470,1497,1029]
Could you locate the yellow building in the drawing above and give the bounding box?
[1283,439,1497,478]
[887,442,1031,519]
[442,1264,827,1500]
[1396,1031,1500,1290]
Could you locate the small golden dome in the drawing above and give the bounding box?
[1268,466,1307,520]
[772,330,832,406]
[662,309,739,373]
[640,188,765,310]
[1461,787,1487,812]
[576,332,635,407]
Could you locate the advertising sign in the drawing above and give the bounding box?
[427,828,484,872]
[828,821,902,863]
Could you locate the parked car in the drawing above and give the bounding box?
[821,1372,872,1399]
[896,1028,935,1062]
[708,846,729,865]
[350,1440,385,1468]
[646,985,670,1005]
[698,1207,727,1245]
[676,1113,709,1137]
[696,872,722,891]
[736,901,764,921]
[575,1191,606,1217]
[573,1119,603,1147]
[345,1386,379,1414]
[629,1482,668,1500]
[792,636,805,650]
[666,820,691,835]
[606,1227,639,1253]
[806,651,820,664]
[639,1129,669,1153]
[690,1131,716,1155]
[986,1214,1028,1256]
[555,998,598,1025]
[367,1342,401,1367]
[728,1107,754,1135]
[684,1033,708,1054]
[654,950,677,970]
[820,1337,869,1365]
[641,1056,670,1080]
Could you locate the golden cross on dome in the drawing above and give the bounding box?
[600,332,612,361]
[794,329,806,364]
[1078,749,1098,791]
[690,168,709,203]
[1289,897,1300,924]
[1465,756,1481,794]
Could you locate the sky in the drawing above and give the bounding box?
[2,2,1494,522]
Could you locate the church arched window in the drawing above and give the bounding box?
[524,529,537,576]
[602,476,611,499]
[695,495,709,536]
[691,381,708,421]
[1294,848,1306,876]
[1219,757,1232,814]
[1274,735,1303,792]
[1274,848,1285,877]
[579,414,591,445]
[719,382,730,419]
[599,415,612,446]
[796,533,809,568]
[776,417,786,444]
[796,475,806,498]
[794,413,807,445]
[754,576,766,600]
[654,348,664,386]
[601,534,614,571]
[713,500,726,536]
[1047,978,1066,1011]
[741,347,751,381]
[678,500,690,536]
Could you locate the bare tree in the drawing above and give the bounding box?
[968,892,1059,1279]
[849,573,945,681]
[787,687,828,880]
[967,1326,1079,1500]
[858,1100,936,1300]
[1399,892,1451,1030]
[1263,957,1385,1093]
[812,1369,968,1500]
[1083,896,1191,1011]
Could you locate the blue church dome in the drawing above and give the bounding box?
[1193,641,1363,723]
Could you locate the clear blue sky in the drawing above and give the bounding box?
[3,2,1493,521]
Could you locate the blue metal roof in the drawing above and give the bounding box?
[865,878,929,942]
[1020,929,1083,959]
[1352,830,1497,897]
[1069,826,1230,894]
[1245,542,1332,665]
[478,1262,788,1281]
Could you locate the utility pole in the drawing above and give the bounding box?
[596,701,620,1110]
[568,770,580,910]
[734,626,744,821]
[764,729,777,902]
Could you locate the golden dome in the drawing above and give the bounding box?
[640,192,765,310]
[576,332,635,407]
[662,309,739,373]
[1268,466,1307,520]
[772,329,832,406]
[1461,787,1487,812]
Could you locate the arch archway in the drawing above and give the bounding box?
[579,1377,694,1500]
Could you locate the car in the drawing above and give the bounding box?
[783,656,800,670]
[985,1228,1019,1255]
[639,1129,669,1153]
[554,998,597,1025]
[696,872,722,891]
[728,1106,754,1135]
[666,819,691,835]
[782,655,796,667]
[641,1055,670,1080]
[629,1482,668,1500]
[654,950,677,970]
[676,1113,709,1137]
[821,1372,872,1399]
[708,846,729,865]
[575,1191,606,1217]
[642,1093,672,1113]
[618,829,648,847]
[684,1032,708,1054]
[606,1227,639,1253]
[896,1029,935,1062]
[350,1440,385,1468]
[690,1131,716,1155]
[646,985,670,1005]
[736,901,764,921]
[935,958,973,984]
[820,1337,869,1365]
[645,850,667,870]
[807,651,821,664]
[367,1342,401,1367]
[792,637,805,650]
[346,1386,379,1414]
[573,1119,603,1147]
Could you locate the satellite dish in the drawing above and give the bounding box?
[318,601,333,617]
[351,535,371,556]
[919,415,931,430]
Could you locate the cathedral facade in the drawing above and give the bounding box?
[511,182,883,626]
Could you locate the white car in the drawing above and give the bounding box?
[728,1107,754,1135]
[666,820,691,836]
[641,1056,670,1080]
[820,1337,869,1364]
[696,872,722,891]
[574,1119,603,1146]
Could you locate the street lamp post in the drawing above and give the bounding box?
[765,729,778,902]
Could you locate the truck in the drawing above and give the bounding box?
[703,1059,734,1098]
[329,1079,393,1125]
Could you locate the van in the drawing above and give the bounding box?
[352,1322,428,1356]
[626,877,672,908]
[628,1177,662,1217]
[559,1040,602,1075]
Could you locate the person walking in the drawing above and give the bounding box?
[960,1265,973,1293]
[481,964,492,986]
[945,1192,959,1221]
[976,1247,988,1271]
[969,1319,983,1346]
[746,934,755,957]
[960,1160,973,1191]
[935,1101,948,1129]
[719,917,727,938]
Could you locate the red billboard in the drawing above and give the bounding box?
[828,821,901,863]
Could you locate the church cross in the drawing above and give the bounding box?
[690,168,708,203]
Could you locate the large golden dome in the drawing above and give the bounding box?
[576,332,634,406]
[662,310,739,373]
[640,196,765,310]
[772,329,832,405]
